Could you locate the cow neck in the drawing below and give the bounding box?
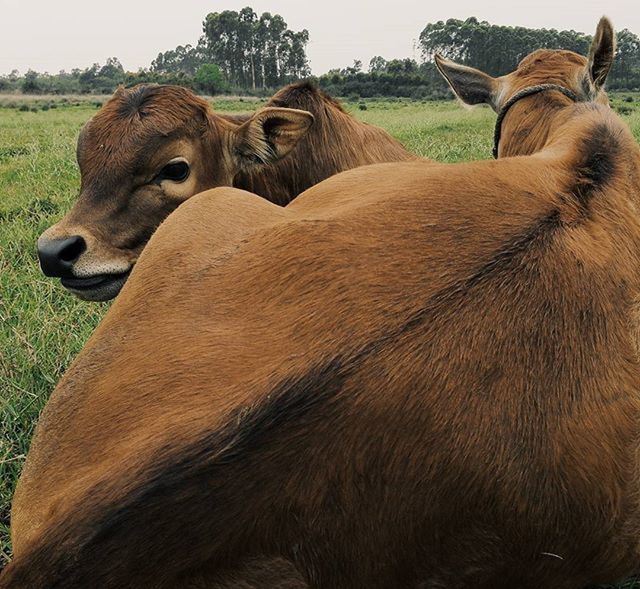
[493,84,580,159]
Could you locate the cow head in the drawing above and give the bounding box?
[435,17,615,157]
[37,84,313,301]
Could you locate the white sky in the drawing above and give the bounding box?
[1,0,638,76]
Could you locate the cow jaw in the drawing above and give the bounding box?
[61,270,132,302]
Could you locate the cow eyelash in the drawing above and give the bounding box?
[156,161,190,183]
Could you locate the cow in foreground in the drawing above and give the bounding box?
[5,17,640,589]
[36,81,415,301]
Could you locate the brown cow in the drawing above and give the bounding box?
[36,81,415,301]
[5,17,640,589]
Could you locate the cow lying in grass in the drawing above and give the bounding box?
[6,16,640,589]
[36,81,416,301]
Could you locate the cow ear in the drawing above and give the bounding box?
[587,17,616,90]
[435,54,501,111]
[234,107,314,169]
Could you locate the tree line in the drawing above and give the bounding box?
[0,7,309,96]
[419,17,640,88]
[320,18,640,98]
[2,12,639,98]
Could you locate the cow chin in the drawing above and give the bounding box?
[61,270,131,302]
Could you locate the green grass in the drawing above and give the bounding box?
[0,106,106,564]
[350,99,496,161]
[1,94,640,578]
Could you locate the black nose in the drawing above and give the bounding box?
[37,236,86,278]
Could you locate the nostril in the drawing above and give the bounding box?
[59,236,86,263]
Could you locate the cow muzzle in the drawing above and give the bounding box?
[37,235,132,301]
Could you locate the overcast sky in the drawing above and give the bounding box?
[1,0,638,76]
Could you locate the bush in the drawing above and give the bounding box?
[194,64,225,95]
[358,101,367,110]
[21,70,41,94]
[18,104,29,112]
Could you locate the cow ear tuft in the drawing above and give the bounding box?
[435,54,501,112]
[587,17,616,90]
[234,107,314,169]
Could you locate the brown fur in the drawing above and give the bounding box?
[38,81,416,301]
[496,50,607,158]
[76,80,414,201]
[235,82,415,204]
[7,23,640,589]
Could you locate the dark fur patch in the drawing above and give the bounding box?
[190,357,347,465]
[115,84,163,118]
[460,209,561,290]
[571,121,619,204]
[0,359,347,588]
[388,209,562,343]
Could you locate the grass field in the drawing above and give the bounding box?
[1,93,640,579]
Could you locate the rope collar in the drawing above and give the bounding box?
[492,84,580,159]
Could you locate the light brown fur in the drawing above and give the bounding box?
[6,18,640,589]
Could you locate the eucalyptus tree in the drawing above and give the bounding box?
[419,17,639,88]
[200,8,310,89]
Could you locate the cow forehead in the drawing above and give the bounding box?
[77,117,207,179]
[516,49,587,76]
[77,87,213,166]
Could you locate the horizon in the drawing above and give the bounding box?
[2,0,638,76]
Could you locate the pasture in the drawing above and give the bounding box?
[1,93,640,577]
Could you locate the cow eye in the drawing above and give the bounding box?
[158,161,189,183]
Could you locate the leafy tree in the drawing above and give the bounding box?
[56,70,81,94]
[99,57,125,80]
[386,59,418,74]
[5,12,639,98]
[613,29,640,88]
[21,70,41,94]
[78,63,100,92]
[318,58,450,99]
[151,45,201,75]
[194,64,225,94]
[369,56,387,73]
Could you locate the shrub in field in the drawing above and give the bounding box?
[193,63,226,95]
